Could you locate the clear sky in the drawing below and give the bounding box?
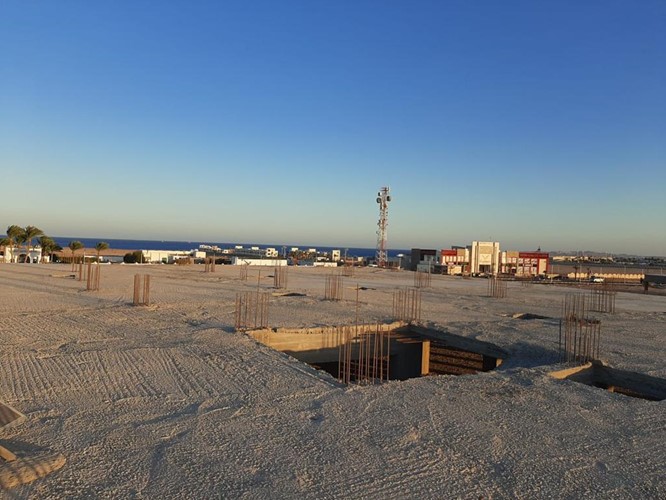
[1,1,664,255]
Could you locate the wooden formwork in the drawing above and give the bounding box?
[273,266,287,289]
[204,257,216,273]
[133,274,151,306]
[0,400,66,489]
[86,262,101,291]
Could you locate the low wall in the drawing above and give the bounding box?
[565,272,643,281]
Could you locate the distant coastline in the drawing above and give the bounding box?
[52,237,409,259]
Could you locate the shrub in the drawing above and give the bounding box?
[123,250,145,264]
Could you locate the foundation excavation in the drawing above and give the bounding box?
[550,362,666,401]
[248,321,507,384]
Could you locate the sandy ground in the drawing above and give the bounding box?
[0,263,664,498]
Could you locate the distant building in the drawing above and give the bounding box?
[141,249,205,264]
[438,242,548,277]
[440,247,470,275]
[231,257,288,266]
[1,246,45,264]
[501,251,549,276]
[469,241,501,275]
[410,249,437,271]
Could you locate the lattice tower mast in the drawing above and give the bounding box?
[375,186,391,267]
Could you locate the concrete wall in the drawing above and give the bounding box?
[565,272,643,281]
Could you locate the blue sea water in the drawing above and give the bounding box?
[52,236,408,259]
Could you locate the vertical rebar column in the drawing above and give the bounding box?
[392,288,421,323]
[86,262,93,290]
[414,270,432,288]
[273,266,287,289]
[589,283,616,313]
[235,291,269,331]
[488,277,507,298]
[325,275,343,301]
[133,274,140,305]
[143,275,150,305]
[560,293,602,363]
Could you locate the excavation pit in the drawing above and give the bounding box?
[248,321,507,384]
[550,362,666,401]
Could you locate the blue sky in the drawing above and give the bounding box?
[1,1,664,255]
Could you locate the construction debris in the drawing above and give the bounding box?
[0,401,65,489]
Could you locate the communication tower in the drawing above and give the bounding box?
[375,186,391,267]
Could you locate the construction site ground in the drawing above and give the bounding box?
[0,264,664,498]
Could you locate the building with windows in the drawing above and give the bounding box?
[410,248,437,271]
[1,246,45,263]
[500,251,549,276]
[439,242,548,277]
[469,241,501,275]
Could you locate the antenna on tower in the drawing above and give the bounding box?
[375,186,391,268]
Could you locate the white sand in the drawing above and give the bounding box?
[0,264,664,498]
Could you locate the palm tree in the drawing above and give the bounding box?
[95,242,109,262]
[6,225,22,263]
[0,236,10,263]
[38,236,59,263]
[68,240,84,270]
[21,226,44,263]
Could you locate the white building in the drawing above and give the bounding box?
[469,241,501,275]
[141,249,206,264]
[231,257,288,266]
[1,246,46,264]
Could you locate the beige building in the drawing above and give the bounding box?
[469,241,501,275]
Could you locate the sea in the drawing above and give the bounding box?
[52,237,409,259]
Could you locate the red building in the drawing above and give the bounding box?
[501,251,549,276]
